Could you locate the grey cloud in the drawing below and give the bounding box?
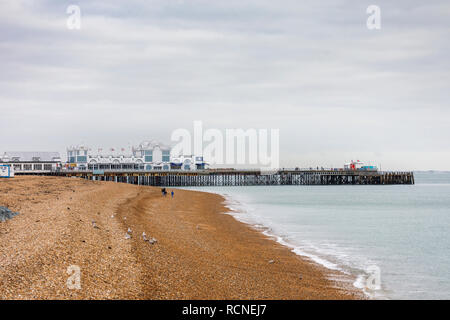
[0,0,449,170]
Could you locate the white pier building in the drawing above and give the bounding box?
[66,141,207,171]
[0,152,62,174]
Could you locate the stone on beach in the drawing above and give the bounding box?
[0,206,19,222]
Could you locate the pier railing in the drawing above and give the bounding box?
[43,169,414,186]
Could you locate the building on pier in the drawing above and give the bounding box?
[344,160,378,171]
[0,151,62,174]
[170,155,207,170]
[66,140,207,171]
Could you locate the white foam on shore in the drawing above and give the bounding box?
[221,194,341,271]
[180,187,387,299]
[205,189,379,299]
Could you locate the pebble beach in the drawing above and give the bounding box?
[0,176,363,299]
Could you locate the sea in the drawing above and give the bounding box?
[183,171,450,299]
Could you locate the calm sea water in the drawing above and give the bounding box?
[184,172,450,299]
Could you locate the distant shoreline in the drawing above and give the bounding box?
[0,176,362,299]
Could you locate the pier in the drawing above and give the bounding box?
[46,169,414,186]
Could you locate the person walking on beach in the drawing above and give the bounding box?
[171,190,174,198]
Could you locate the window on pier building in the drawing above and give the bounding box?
[33,164,43,171]
[23,164,32,170]
[162,150,170,162]
[77,156,87,163]
[44,164,52,171]
[144,150,153,162]
[163,165,169,170]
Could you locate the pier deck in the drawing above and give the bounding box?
[42,169,414,186]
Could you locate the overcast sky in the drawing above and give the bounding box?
[1,0,449,170]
